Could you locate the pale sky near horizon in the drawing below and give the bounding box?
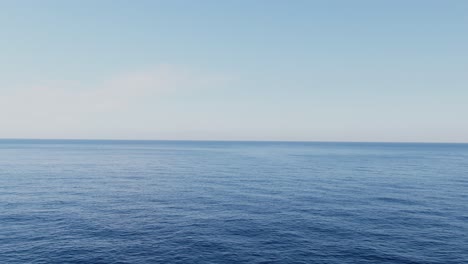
[1,0,467,142]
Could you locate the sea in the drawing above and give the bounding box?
[1,139,467,264]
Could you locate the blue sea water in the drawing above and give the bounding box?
[1,140,467,264]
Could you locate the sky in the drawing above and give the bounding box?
[1,0,467,142]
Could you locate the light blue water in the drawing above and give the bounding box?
[1,140,467,263]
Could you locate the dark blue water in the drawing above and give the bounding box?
[1,140,467,263]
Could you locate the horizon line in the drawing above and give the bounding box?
[0,137,467,145]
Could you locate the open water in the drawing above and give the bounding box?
[1,140,467,263]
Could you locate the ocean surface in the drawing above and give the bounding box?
[1,140,467,264]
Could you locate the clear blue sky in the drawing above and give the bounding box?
[1,0,467,142]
